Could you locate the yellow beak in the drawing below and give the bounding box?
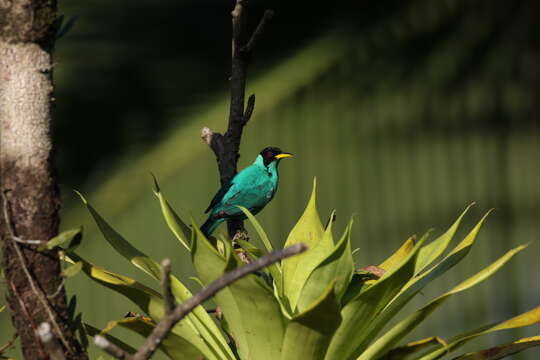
[275,153,293,159]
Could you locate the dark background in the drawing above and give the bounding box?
[2,0,539,358]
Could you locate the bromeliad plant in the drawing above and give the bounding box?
[58,178,539,360]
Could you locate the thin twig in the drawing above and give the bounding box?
[241,10,274,54]
[1,193,73,354]
[160,258,175,315]
[111,243,307,360]
[94,336,131,360]
[37,322,67,360]
[13,236,43,245]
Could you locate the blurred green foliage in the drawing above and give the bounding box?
[1,0,539,358]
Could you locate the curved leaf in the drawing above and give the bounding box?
[325,237,426,360]
[67,253,209,358]
[354,212,492,355]
[415,203,474,273]
[297,218,354,312]
[76,192,234,360]
[282,178,333,311]
[379,235,416,271]
[360,244,527,360]
[418,305,540,360]
[152,174,191,250]
[281,283,342,360]
[452,335,540,360]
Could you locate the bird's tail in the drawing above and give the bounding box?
[200,216,224,238]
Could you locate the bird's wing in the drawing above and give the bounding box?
[204,180,234,214]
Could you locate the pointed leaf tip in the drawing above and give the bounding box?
[73,190,87,205]
[149,172,160,193]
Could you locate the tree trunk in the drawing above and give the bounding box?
[0,1,87,359]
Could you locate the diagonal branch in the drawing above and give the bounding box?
[95,243,308,360]
[160,258,175,315]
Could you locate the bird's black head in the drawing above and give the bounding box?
[259,147,293,167]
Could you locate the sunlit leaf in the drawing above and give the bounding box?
[380,336,448,360]
[62,261,82,278]
[282,178,333,311]
[415,203,474,273]
[326,237,425,360]
[452,335,540,360]
[360,244,527,360]
[379,235,416,271]
[297,218,354,311]
[40,227,82,252]
[419,306,540,360]
[152,174,191,250]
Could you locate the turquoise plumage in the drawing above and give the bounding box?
[201,147,293,237]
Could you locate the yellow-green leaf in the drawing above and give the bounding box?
[380,336,448,360]
[452,335,540,360]
[152,174,191,250]
[237,205,275,252]
[62,261,82,278]
[281,283,342,360]
[325,237,425,360]
[76,192,234,360]
[297,218,354,312]
[41,227,82,251]
[415,204,474,273]
[379,235,416,271]
[282,178,333,311]
[191,221,286,360]
[360,244,527,360]
[355,212,492,355]
[419,306,540,360]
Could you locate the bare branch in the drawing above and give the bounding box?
[241,10,275,54]
[129,243,307,360]
[94,336,131,360]
[160,258,175,315]
[37,322,67,360]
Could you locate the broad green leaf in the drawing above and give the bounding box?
[281,283,342,360]
[40,227,82,251]
[452,335,540,360]
[325,237,425,360]
[62,261,82,278]
[152,174,191,250]
[297,218,354,312]
[379,236,416,271]
[354,212,492,354]
[76,192,234,360]
[68,253,212,360]
[380,336,448,360]
[282,178,333,311]
[191,221,286,360]
[418,306,540,360]
[101,316,202,360]
[360,244,527,360]
[415,204,474,273]
[237,205,275,252]
[84,323,138,355]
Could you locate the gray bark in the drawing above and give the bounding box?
[0,1,87,359]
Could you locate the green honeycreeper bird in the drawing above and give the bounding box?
[201,147,293,237]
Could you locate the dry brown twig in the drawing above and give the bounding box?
[94,243,308,360]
